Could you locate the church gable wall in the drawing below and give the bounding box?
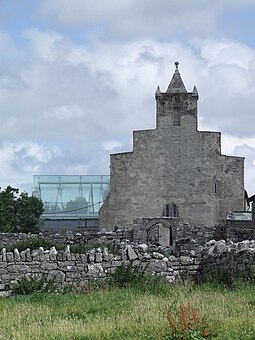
[99,64,244,231]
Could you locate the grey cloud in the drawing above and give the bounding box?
[40,0,218,40]
[0,22,255,194]
[234,144,255,195]
[39,0,255,43]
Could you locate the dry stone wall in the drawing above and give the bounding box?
[226,221,255,242]
[0,239,254,296]
[0,229,131,248]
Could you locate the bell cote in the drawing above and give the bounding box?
[155,62,199,130]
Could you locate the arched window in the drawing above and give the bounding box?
[164,203,179,217]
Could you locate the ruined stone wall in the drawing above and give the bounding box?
[132,218,225,247]
[0,239,254,296]
[226,222,255,243]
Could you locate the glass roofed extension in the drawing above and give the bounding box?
[33,175,110,219]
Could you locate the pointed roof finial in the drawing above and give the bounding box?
[166,61,187,93]
[156,85,161,94]
[155,85,161,99]
[192,85,199,99]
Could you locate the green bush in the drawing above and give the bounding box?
[69,241,115,254]
[110,262,146,288]
[202,265,255,289]
[240,266,255,284]
[12,274,57,295]
[202,267,235,288]
[109,262,169,295]
[6,237,57,252]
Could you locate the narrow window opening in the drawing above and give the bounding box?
[165,204,170,217]
[214,183,217,193]
[173,112,180,126]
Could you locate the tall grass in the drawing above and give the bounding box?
[0,282,254,339]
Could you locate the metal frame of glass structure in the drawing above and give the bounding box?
[32,175,110,219]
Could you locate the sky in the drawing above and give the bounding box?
[0,0,255,196]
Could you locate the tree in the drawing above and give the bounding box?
[65,196,88,214]
[0,186,44,233]
[0,186,19,231]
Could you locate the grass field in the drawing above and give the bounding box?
[0,282,254,339]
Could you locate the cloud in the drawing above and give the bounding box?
[0,3,255,197]
[44,104,84,120]
[233,144,255,196]
[220,135,255,195]
[40,0,218,42]
[0,142,61,191]
[23,28,65,63]
[201,41,254,68]
[40,0,255,42]
[102,140,123,151]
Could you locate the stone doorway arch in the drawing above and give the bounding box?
[146,218,173,247]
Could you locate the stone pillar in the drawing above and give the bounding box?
[252,202,255,222]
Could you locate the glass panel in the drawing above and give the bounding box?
[226,211,252,221]
[32,175,110,218]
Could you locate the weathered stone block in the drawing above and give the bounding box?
[95,253,103,263]
[147,260,167,272]
[66,272,81,279]
[31,250,39,261]
[48,270,65,283]
[25,248,32,261]
[138,244,148,253]
[88,250,95,263]
[38,247,44,261]
[80,254,87,263]
[20,251,26,261]
[87,264,104,277]
[74,254,81,261]
[152,252,164,260]
[168,255,178,262]
[63,252,71,261]
[57,253,63,261]
[180,256,193,265]
[44,253,50,261]
[165,275,175,284]
[127,245,137,260]
[14,249,20,262]
[0,290,11,297]
[1,248,6,262]
[102,248,109,261]
[6,252,14,262]
[7,264,31,273]
[40,263,58,271]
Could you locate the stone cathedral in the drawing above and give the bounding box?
[99,62,244,230]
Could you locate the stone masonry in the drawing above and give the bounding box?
[0,239,254,296]
[100,62,244,230]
